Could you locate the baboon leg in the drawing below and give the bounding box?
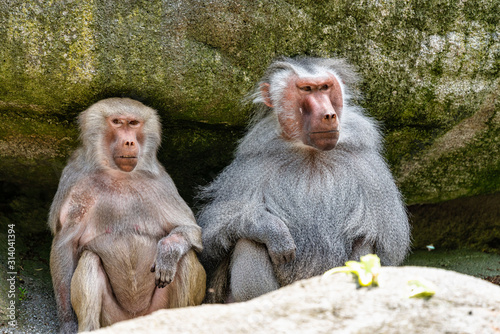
[229,239,280,302]
[71,251,128,330]
[162,250,206,309]
[349,237,374,261]
[203,257,230,304]
[71,251,105,332]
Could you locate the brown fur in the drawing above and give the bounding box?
[49,98,205,332]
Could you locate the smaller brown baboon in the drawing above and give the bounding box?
[49,98,205,333]
[197,57,410,303]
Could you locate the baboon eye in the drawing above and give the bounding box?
[129,120,140,126]
[320,84,329,91]
[300,86,312,92]
[112,119,121,125]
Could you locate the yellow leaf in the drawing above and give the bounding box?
[407,279,436,298]
[323,254,381,287]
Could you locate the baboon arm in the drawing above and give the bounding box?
[232,208,296,265]
[375,221,411,266]
[50,232,79,333]
[200,202,296,267]
[170,224,203,253]
[151,225,202,288]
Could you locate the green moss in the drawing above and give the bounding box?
[1,0,497,128]
[0,0,499,230]
[0,105,76,139]
[399,116,499,204]
[404,249,500,278]
[384,127,439,175]
[463,1,500,27]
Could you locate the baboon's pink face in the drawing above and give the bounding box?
[261,73,343,151]
[105,115,144,172]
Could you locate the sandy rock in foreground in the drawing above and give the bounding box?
[92,266,500,334]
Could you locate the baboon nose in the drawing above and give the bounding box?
[125,141,135,147]
[324,113,336,121]
[323,111,337,123]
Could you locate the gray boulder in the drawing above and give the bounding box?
[92,266,500,334]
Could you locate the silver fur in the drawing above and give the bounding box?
[197,57,410,302]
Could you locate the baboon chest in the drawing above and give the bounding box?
[89,178,167,237]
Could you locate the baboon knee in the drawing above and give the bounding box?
[71,251,103,332]
[230,239,279,302]
[166,250,206,308]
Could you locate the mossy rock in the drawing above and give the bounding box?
[0,0,498,249]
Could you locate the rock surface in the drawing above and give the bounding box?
[92,267,500,334]
[1,0,499,205]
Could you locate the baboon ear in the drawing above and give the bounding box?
[260,83,273,108]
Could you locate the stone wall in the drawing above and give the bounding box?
[0,0,498,223]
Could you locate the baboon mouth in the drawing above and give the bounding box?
[114,156,138,172]
[309,130,339,134]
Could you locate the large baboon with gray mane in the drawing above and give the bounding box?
[197,57,410,303]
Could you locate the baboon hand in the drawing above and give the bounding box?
[265,217,297,265]
[267,236,296,265]
[150,257,177,288]
[151,239,183,288]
